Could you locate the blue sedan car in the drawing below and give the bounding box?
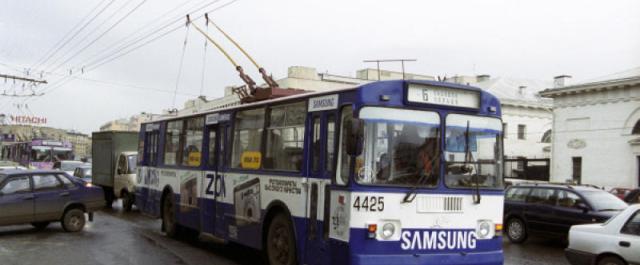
[0,170,104,232]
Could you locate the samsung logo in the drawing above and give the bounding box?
[400,230,477,250]
[308,95,338,112]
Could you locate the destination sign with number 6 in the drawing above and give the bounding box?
[407,83,480,109]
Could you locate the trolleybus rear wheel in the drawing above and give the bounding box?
[266,213,296,265]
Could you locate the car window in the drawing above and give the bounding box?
[557,190,584,209]
[506,187,530,202]
[1,176,31,194]
[527,188,557,205]
[581,190,628,211]
[57,174,76,188]
[621,210,640,236]
[33,174,63,191]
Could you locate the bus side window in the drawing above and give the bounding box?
[336,106,353,186]
[164,120,184,166]
[182,116,204,167]
[311,117,321,172]
[231,108,265,169]
[326,114,336,174]
[219,125,227,168]
[208,129,217,168]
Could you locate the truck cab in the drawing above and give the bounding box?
[114,152,137,211]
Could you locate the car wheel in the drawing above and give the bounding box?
[162,193,177,238]
[62,209,86,232]
[122,191,134,212]
[266,213,297,265]
[31,222,50,230]
[598,256,625,265]
[506,218,527,243]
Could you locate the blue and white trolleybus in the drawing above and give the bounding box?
[135,79,505,265]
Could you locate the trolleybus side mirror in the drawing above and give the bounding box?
[346,118,364,156]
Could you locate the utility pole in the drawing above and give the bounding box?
[0,73,48,84]
[363,59,417,80]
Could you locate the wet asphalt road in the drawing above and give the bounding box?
[0,202,569,265]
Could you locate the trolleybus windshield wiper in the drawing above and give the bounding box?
[402,128,440,204]
[464,121,481,204]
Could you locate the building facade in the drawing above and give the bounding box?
[99,112,162,132]
[540,67,640,188]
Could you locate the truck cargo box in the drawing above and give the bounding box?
[91,131,138,187]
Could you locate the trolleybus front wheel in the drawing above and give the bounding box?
[266,213,297,265]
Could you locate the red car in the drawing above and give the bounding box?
[610,188,633,200]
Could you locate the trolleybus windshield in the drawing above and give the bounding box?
[444,114,503,189]
[355,107,440,187]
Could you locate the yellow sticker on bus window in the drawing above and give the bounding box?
[188,152,201,166]
[241,151,261,169]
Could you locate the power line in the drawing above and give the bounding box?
[47,0,149,74]
[30,0,109,71]
[40,0,137,74]
[35,0,116,72]
[25,0,239,104]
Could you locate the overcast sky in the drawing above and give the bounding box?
[1,0,639,133]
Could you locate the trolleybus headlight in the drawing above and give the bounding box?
[381,223,395,239]
[476,220,493,239]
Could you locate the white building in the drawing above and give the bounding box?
[447,75,554,180]
[177,66,434,115]
[540,67,640,188]
[99,112,162,132]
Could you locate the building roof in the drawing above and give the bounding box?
[540,66,640,97]
[472,77,553,108]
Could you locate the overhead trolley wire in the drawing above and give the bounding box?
[26,0,239,104]
[34,0,116,72]
[29,0,109,72]
[42,0,138,74]
[172,25,191,108]
[47,0,149,74]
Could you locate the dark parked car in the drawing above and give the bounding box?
[0,169,104,232]
[504,183,628,243]
[625,189,640,204]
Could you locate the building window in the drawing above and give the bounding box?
[572,157,582,184]
[541,129,552,143]
[633,120,640,134]
[517,124,526,140]
[503,123,508,139]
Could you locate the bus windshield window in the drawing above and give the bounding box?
[53,147,73,161]
[31,146,51,162]
[444,114,503,189]
[355,107,440,187]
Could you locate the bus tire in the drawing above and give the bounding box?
[266,213,297,265]
[122,191,134,212]
[162,193,178,238]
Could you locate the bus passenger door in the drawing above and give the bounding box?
[201,124,219,235]
[305,113,335,265]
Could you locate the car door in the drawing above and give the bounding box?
[524,187,558,233]
[33,173,70,222]
[0,176,34,225]
[618,210,640,263]
[552,190,589,234]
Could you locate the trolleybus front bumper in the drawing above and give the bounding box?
[351,250,503,265]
